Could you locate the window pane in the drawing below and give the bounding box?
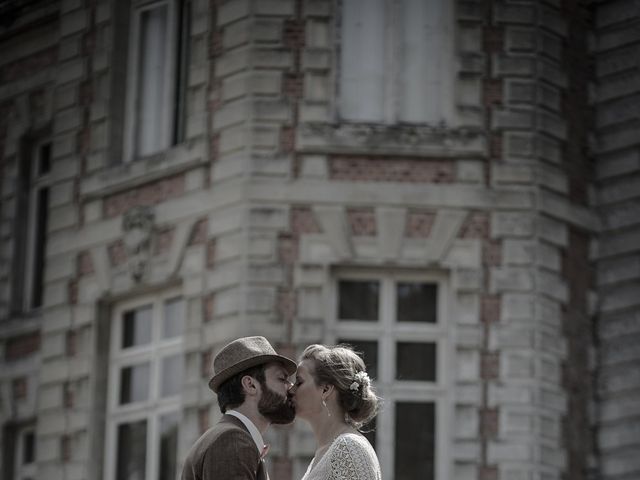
[398,0,444,123]
[22,431,35,464]
[163,297,184,339]
[120,363,150,404]
[38,143,51,175]
[338,280,379,321]
[116,420,147,480]
[159,412,179,480]
[122,305,152,348]
[396,282,437,323]
[340,0,385,121]
[337,339,378,380]
[395,402,435,480]
[361,417,377,452]
[396,342,436,381]
[160,354,183,397]
[137,5,168,156]
[31,187,48,309]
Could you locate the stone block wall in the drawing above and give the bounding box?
[593,1,640,479]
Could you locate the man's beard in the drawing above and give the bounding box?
[258,385,295,424]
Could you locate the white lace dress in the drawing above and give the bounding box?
[301,433,381,480]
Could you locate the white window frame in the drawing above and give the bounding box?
[23,140,51,311]
[336,0,455,125]
[14,425,36,480]
[104,291,185,480]
[124,0,180,162]
[328,270,453,480]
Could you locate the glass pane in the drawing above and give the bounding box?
[160,354,183,397]
[396,282,437,323]
[395,402,435,480]
[337,339,378,380]
[122,305,152,349]
[338,280,379,321]
[116,420,147,480]
[396,342,436,381]
[159,412,179,480]
[340,0,385,121]
[163,297,184,339]
[22,431,35,464]
[361,417,377,452]
[120,363,150,404]
[31,187,48,309]
[137,5,168,156]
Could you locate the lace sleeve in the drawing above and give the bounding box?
[327,435,381,480]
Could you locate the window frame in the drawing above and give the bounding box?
[328,269,453,480]
[13,424,36,480]
[123,0,187,162]
[104,291,185,480]
[335,0,455,126]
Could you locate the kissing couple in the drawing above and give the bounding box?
[181,336,381,480]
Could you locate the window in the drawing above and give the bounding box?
[14,426,36,480]
[124,0,190,161]
[331,272,450,480]
[12,140,51,313]
[105,294,185,480]
[338,0,451,124]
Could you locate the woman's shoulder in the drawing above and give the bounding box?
[330,433,380,474]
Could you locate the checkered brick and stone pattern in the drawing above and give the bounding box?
[1,1,638,480]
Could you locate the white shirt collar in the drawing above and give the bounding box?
[226,410,265,453]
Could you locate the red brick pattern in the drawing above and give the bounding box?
[61,435,71,462]
[480,408,499,438]
[271,458,293,480]
[206,239,216,268]
[329,156,455,183]
[199,407,210,434]
[12,377,27,400]
[0,47,58,83]
[5,333,41,361]
[284,18,305,49]
[291,207,321,235]
[66,330,77,356]
[108,240,127,267]
[280,126,295,153]
[189,218,208,245]
[479,466,498,480]
[406,210,437,238]
[77,251,95,276]
[64,382,74,409]
[458,212,490,239]
[277,289,297,323]
[203,294,215,322]
[483,240,502,266]
[103,175,185,218]
[69,279,78,305]
[154,227,175,256]
[481,295,501,324]
[278,234,298,265]
[347,208,376,236]
[481,352,500,380]
[201,350,212,378]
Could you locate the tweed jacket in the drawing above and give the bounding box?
[181,414,268,480]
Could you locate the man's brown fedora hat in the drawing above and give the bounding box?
[208,336,297,393]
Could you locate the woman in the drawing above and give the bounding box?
[289,344,381,480]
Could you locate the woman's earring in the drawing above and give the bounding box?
[322,399,331,417]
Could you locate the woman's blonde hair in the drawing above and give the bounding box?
[301,344,380,428]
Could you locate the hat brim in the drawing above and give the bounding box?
[208,354,297,393]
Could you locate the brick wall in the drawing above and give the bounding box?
[593,1,640,478]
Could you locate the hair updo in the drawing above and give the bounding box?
[301,344,381,428]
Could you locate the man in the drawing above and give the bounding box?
[181,336,297,480]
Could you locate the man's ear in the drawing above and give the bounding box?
[241,375,259,396]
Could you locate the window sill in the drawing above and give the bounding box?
[80,140,207,201]
[297,122,485,157]
[0,311,43,337]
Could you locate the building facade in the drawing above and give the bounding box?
[0,1,639,480]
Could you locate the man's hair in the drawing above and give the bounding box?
[217,364,266,413]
